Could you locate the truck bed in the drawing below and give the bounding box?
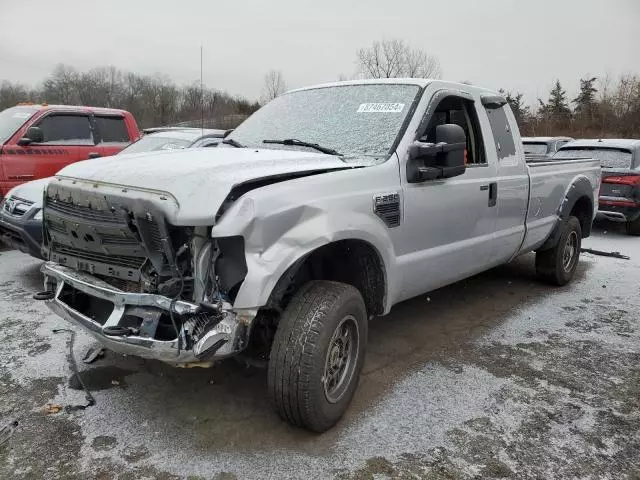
[520,157,601,253]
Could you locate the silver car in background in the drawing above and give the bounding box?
[523,136,574,158]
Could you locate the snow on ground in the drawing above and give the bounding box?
[0,221,638,479]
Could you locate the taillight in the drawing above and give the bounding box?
[602,175,640,186]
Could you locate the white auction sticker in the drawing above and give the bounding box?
[357,103,405,113]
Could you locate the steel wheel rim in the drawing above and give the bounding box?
[563,231,578,272]
[323,315,359,404]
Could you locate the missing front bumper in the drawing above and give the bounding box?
[39,262,249,365]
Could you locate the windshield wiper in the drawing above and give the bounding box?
[262,138,342,156]
[221,138,244,148]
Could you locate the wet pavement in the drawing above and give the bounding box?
[0,221,638,479]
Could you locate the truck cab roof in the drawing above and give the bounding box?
[288,78,497,96]
[14,104,131,116]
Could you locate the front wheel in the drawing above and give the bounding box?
[267,281,367,432]
[536,216,582,286]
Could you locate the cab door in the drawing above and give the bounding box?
[395,89,499,302]
[484,104,529,265]
[36,113,98,175]
[12,112,99,182]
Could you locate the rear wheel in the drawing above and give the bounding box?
[536,216,582,286]
[268,281,367,432]
[626,217,640,236]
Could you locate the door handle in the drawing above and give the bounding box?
[488,182,498,207]
[88,152,101,159]
[480,185,489,191]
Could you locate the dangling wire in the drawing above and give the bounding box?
[52,328,96,411]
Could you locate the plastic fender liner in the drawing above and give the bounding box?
[215,236,248,298]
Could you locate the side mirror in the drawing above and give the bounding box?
[17,126,44,146]
[407,124,467,182]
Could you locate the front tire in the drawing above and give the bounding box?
[536,216,582,286]
[268,281,367,432]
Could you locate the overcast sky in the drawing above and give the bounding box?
[1,0,638,106]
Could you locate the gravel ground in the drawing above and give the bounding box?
[0,221,638,479]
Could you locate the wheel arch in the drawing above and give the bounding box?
[262,238,388,317]
[538,176,595,251]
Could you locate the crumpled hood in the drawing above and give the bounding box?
[54,148,371,225]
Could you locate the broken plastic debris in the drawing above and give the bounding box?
[0,420,18,447]
[82,345,105,364]
[44,403,62,414]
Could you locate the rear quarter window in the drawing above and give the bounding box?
[485,106,516,159]
[96,116,129,143]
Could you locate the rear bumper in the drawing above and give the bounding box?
[597,197,640,223]
[40,262,250,365]
[0,209,43,259]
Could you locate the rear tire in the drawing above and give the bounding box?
[268,281,367,432]
[536,216,582,286]
[626,217,640,236]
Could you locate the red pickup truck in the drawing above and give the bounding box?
[0,104,140,197]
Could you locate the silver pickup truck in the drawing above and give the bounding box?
[36,79,600,432]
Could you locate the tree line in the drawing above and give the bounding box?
[501,75,640,138]
[0,64,261,129]
[2,40,640,138]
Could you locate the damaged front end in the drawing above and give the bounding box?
[37,180,253,365]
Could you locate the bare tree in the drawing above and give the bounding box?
[262,70,286,102]
[404,47,442,78]
[42,64,80,104]
[356,39,441,79]
[0,81,30,108]
[357,39,404,78]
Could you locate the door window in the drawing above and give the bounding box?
[95,116,129,144]
[485,106,516,159]
[418,96,486,165]
[36,115,93,145]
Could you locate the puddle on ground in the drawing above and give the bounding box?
[68,366,134,391]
